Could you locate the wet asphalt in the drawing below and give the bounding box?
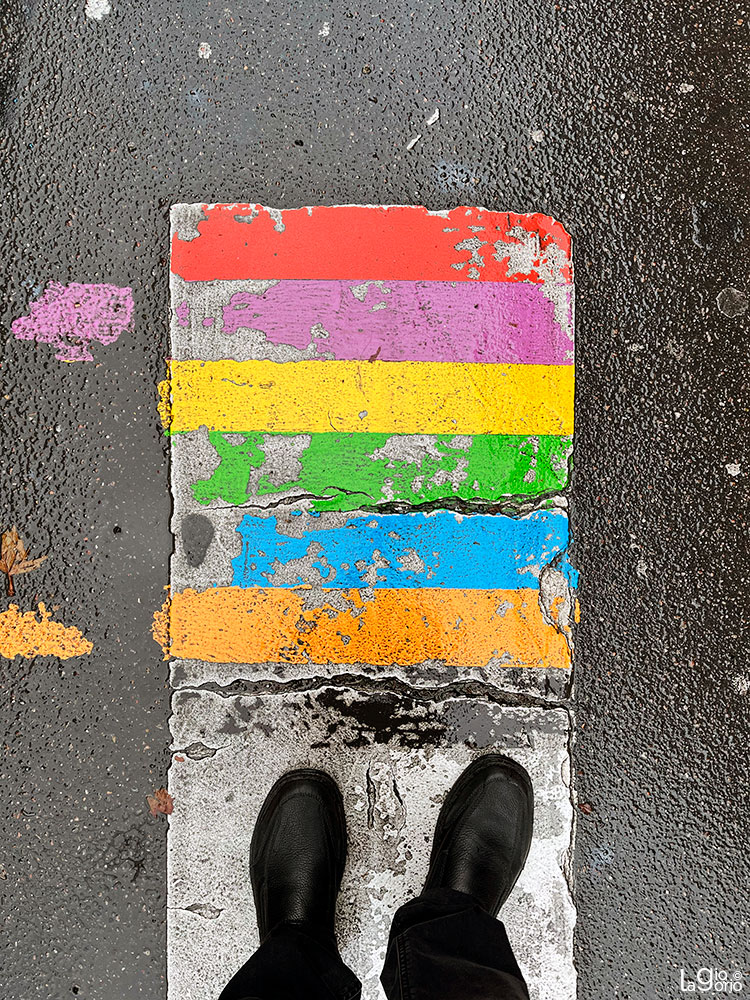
[1,1,748,997]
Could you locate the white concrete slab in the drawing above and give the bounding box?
[165,205,577,695]
[168,687,575,1000]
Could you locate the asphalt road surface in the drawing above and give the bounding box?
[1,2,748,998]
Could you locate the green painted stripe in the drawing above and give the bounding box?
[186,432,572,511]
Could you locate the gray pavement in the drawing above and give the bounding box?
[168,689,575,1000]
[1,2,749,999]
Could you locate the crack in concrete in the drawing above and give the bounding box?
[168,902,224,920]
[173,741,226,760]
[538,559,576,652]
[200,488,376,512]
[561,706,578,905]
[190,489,567,518]
[359,492,567,517]
[391,775,405,815]
[172,671,573,710]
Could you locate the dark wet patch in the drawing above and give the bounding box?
[316,688,447,748]
[440,700,563,749]
[691,200,745,250]
[181,513,214,567]
[216,713,244,736]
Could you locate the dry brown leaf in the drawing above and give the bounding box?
[147,788,174,818]
[0,527,47,597]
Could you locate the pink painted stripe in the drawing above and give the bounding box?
[221,279,573,365]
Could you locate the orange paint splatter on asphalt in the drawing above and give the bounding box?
[152,591,171,658]
[0,603,93,659]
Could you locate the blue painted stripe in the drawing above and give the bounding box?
[231,509,569,590]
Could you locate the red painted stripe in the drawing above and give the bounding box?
[171,204,572,283]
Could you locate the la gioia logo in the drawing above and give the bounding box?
[680,969,745,994]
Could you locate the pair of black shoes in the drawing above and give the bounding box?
[251,754,534,940]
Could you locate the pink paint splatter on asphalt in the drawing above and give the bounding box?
[12,282,134,362]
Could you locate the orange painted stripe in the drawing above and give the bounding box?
[170,204,572,284]
[156,586,571,669]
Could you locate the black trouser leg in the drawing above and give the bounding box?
[219,922,361,1000]
[380,888,529,1000]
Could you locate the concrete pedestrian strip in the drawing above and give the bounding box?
[168,688,575,1000]
[163,204,577,1000]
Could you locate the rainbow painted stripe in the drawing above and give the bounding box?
[164,204,575,670]
[161,587,571,670]
[231,510,570,590]
[168,359,573,436]
[173,278,573,364]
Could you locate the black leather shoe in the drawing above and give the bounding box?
[424,754,534,916]
[250,768,347,940]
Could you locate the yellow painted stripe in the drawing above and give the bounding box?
[167,359,574,435]
[154,586,571,669]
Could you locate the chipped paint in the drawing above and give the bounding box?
[182,431,572,510]
[539,563,576,644]
[172,204,209,242]
[167,689,576,1000]
[165,204,576,686]
[0,603,93,659]
[167,271,573,365]
[12,282,134,361]
[175,300,190,327]
[153,586,571,669]
[231,510,570,589]
[194,278,572,363]
[170,204,572,283]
